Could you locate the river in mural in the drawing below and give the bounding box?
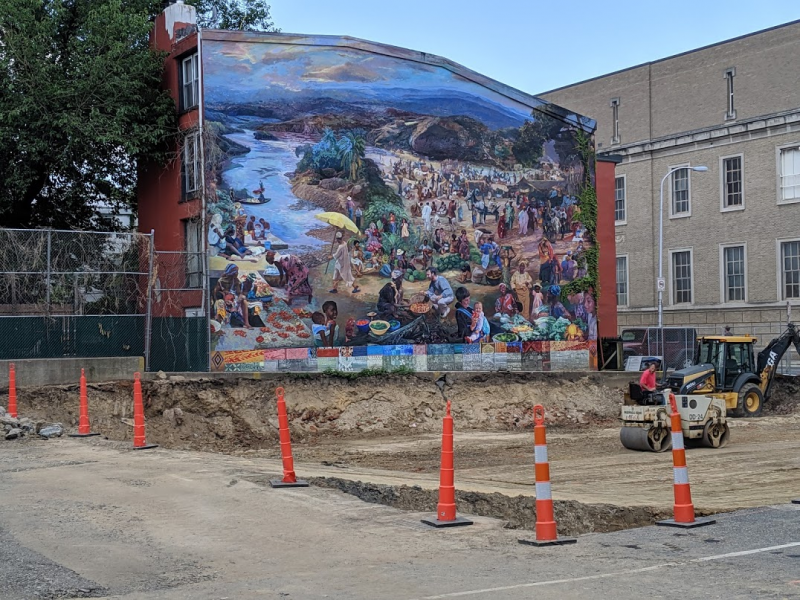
[203,39,598,373]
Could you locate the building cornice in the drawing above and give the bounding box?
[600,108,800,160]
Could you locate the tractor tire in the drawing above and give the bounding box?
[733,383,764,417]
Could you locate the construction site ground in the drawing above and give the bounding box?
[1,438,799,599]
[2,371,799,597]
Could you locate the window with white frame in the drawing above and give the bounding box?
[184,219,203,288]
[183,131,200,196]
[671,250,692,304]
[182,53,199,110]
[614,176,626,223]
[616,256,628,306]
[722,245,746,302]
[721,155,743,209]
[781,240,800,300]
[779,146,800,203]
[610,98,620,144]
[724,68,736,120]
[671,167,690,216]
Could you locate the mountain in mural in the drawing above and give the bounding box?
[206,88,531,131]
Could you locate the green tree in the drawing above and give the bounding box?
[189,0,278,32]
[0,0,177,229]
[337,131,366,182]
[0,0,277,231]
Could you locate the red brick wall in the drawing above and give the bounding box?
[596,158,618,339]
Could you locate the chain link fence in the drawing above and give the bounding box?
[0,229,207,372]
[620,324,798,376]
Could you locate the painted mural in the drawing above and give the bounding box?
[203,39,598,373]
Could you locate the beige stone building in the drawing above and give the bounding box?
[540,20,800,366]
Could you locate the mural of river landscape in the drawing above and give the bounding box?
[204,38,598,373]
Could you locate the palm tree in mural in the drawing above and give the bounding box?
[338,131,366,182]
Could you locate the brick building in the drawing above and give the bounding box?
[539,20,800,352]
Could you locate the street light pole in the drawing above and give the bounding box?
[658,165,707,370]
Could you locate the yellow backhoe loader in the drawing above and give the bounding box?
[621,320,799,452]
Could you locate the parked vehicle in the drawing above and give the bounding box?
[620,327,697,370]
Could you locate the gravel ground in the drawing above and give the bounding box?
[0,525,104,599]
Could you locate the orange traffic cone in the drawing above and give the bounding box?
[519,405,576,546]
[269,387,308,488]
[422,400,473,528]
[69,369,100,438]
[132,373,157,450]
[656,394,714,528]
[7,362,18,418]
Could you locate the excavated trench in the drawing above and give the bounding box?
[306,477,684,535]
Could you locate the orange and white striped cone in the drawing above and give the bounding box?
[422,400,473,528]
[656,394,715,528]
[269,387,308,488]
[69,368,100,438]
[519,405,576,546]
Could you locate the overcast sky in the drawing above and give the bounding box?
[270,0,800,95]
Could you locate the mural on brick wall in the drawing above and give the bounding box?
[203,40,598,373]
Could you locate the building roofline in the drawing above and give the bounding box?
[538,18,800,96]
[200,30,596,133]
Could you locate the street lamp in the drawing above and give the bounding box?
[657,165,707,369]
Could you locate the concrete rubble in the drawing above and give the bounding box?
[0,406,63,441]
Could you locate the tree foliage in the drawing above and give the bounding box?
[0,0,277,231]
[0,0,177,229]
[188,0,278,32]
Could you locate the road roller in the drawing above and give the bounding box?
[620,388,730,452]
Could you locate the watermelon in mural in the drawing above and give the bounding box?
[202,36,598,372]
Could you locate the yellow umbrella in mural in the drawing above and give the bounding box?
[314,211,359,233]
[315,212,359,274]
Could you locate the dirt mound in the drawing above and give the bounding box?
[766,375,800,415]
[8,372,626,453]
[8,372,797,455]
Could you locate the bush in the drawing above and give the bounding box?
[363,198,409,229]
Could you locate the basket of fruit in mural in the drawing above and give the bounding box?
[492,332,519,343]
[369,320,391,336]
[485,268,503,286]
[409,293,430,314]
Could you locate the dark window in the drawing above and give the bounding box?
[181,53,199,110]
[614,177,626,222]
[184,219,203,288]
[672,251,692,304]
[722,156,743,208]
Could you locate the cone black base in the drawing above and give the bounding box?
[421,516,473,528]
[656,517,715,528]
[518,537,577,547]
[68,432,101,438]
[792,499,800,505]
[133,444,159,451]
[269,479,309,488]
